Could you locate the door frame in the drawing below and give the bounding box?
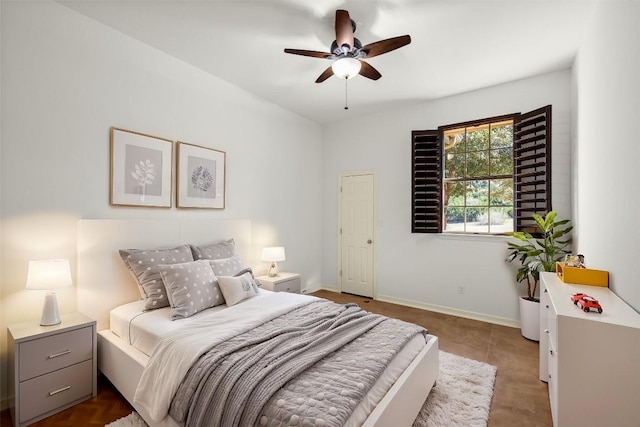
[338,170,378,298]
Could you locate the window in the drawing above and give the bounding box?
[412,105,551,235]
[442,117,514,233]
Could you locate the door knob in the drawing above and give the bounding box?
[367,239,372,244]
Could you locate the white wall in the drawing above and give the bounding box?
[0,0,322,403]
[572,1,640,311]
[322,70,573,324]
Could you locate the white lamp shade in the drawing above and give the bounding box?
[262,247,286,262]
[262,246,285,262]
[26,259,73,290]
[332,57,362,80]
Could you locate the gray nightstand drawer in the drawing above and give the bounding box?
[19,359,93,423]
[20,326,93,381]
[272,278,301,293]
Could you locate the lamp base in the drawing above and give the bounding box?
[267,262,280,277]
[40,292,61,326]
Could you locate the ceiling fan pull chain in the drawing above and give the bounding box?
[344,79,349,110]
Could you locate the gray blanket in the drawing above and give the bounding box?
[170,300,425,427]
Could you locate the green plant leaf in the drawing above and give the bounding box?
[504,211,572,300]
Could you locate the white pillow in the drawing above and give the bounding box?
[217,272,260,306]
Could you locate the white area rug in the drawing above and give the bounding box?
[106,411,146,427]
[106,351,496,427]
[413,351,497,427]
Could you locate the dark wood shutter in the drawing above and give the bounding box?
[412,130,442,233]
[513,105,552,233]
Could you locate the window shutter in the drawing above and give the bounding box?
[513,105,552,233]
[412,130,442,233]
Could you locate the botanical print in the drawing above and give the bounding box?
[176,141,225,209]
[124,144,163,198]
[110,127,172,208]
[187,156,216,199]
[131,159,155,194]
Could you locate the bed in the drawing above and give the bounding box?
[76,219,439,426]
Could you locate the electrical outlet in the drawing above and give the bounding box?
[457,284,466,295]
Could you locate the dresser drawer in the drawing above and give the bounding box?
[19,326,93,381]
[272,277,301,293]
[19,359,93,423]
[543,298,558,352]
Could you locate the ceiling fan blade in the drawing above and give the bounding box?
[315,66,334,83]
[335,9,354,49]
[284,48,332,59]
[359,61,382,80]
[360,35,411,58]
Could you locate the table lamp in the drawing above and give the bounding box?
[262,247,285,277]
[26,259,73,326]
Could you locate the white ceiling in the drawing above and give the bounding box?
[59,0,597,124]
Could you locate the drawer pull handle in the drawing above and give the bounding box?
[49,386,71,396]
[544,329,549,333]
[48,350,71,359]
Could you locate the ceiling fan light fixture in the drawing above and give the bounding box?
[332,57,361,80]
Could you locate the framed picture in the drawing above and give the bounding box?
[176,142,226,209]
[110,127,173,208]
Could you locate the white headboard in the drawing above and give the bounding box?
[77,219,252,330]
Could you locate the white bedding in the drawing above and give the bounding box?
[110,294,268,356]
[110,290,426,425]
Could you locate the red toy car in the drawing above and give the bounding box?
[571,293,588,304]
[575,294,603,313]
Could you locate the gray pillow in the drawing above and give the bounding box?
[217,271,260,306]
[158,260,224,320]
[208,254,246,276]
[119,245,194,310]
[190,239,237,260]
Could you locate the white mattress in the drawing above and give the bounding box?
[109,290,427,425]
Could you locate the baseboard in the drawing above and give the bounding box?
[1,397,9,411]
[376,293,519,328]
[302,284,336,294]
[308,286,518,328]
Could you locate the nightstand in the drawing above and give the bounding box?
[257,272,301,294]
[7,312,97,427]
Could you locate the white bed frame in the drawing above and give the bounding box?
[76,219,439,427]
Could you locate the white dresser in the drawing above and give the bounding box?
[540,272,640,427]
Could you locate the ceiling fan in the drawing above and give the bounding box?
[284,9,411,83]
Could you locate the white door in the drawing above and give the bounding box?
[340,173,375,297]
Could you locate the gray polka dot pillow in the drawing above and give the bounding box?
[158,260,225,320]
[119,245,194,310]
[190,239,237,260]
[208,254,246,276]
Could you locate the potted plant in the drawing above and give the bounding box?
[505,211,572,340]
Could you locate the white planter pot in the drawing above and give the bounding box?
[519,296,540,341]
